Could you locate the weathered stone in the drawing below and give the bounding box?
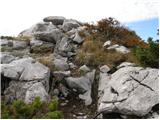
[69,62,77,69]
[98,72,111,97]
[34,29,63,43]
[10,58,50,85]
[103,40,111,47]
[13,41,28,49]
[1,57,50,103]
[65,70,96,105]
[54,37,73,56]
[19,22,56,36]
[98,65,159,117]
[1,64,24,80]
[107,44,130,54]
[53,56,69,71]
[73,32,84,44]
[52,88,60,96]
[25,82,49,103]
[79,65,90,73]
[117,62,136,69]
[62,19,80,31]
[30,39,43,47]
[43,16,65,25]
[100,65,110,73]
[19,22,63,43]
[0,53,15,64]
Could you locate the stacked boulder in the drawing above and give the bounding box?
[1,57,50,103]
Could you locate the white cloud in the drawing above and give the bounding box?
[0,0,158,36]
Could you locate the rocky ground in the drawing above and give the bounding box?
[0,16,159,119]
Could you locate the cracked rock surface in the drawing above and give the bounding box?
[98,63,159,117]
[1,57,50,103]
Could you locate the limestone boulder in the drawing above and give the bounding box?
[65,70,96,105]
[43,16,65,25]
[98,64,159,117]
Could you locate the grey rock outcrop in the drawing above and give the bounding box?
[13,41,28,49]
[117,62,136,69]
[98,64,159,117]
[30,39,43,47]
[0,53,15,64]
[43,16,66,25]
[19,22,63,43]
[65,70,96,105]
[54,36,73,57]
[25,82,49,103]
[34,28,63,43]
[1,57,50,103]
[73,32,84,44]
[53,56,69,71]
[62,19,80,32]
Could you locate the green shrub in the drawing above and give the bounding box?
[133,37,159,68]
[12,100,33,118]
[48,100,58,112]
[45,111,63,119]
[1,97,63,119]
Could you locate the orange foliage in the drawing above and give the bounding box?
[84,18,148,48]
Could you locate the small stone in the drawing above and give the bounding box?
[77,113,85,116]
[69,62,77,69]
[53,89,59,96]
[65,100,69,103]
[103,40,111,47]
[73,114,76,117]
[73,88,77,92]
[100,65,110,73]
[79,65,90,73]
[83,116,87,119]
[60,102,67,106]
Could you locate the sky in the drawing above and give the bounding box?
[125,18,159,40]
[0,0,159,40]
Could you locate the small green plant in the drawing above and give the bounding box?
[48,99,58,112]
[13,100,33,118]
[1,97,63,119]
[45,111,63,119]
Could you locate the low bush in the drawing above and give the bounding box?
[133,38,159,68]
[45,111,63,119]
[84,18,147,48]
[1,97,63,119]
